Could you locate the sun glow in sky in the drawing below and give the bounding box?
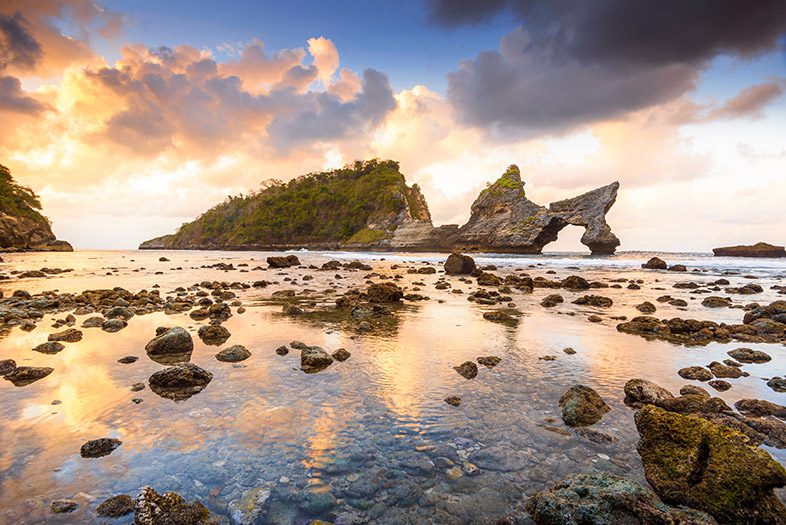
[1,1,785,250]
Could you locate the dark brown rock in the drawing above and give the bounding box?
[559,385,610,427]
[80,437,122,458]
[453,361,478,379]
[444,253,476,275]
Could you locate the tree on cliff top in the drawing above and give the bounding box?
[0,164,45,219]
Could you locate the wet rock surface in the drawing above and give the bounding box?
[80,437,122,458]
[559,385,611,427]
[148,363,213,401]
[215,344,251,362]
[3,366,53,386]
[96,494,135,517]
[134,486,214,525]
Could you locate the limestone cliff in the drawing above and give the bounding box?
[0,164,72,252]
[455,165,620,255]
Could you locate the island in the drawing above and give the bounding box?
[713,242,786,258]
[0,164,72,252]
[141,160,621,255]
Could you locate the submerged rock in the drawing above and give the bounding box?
[80,437,122,458]
[525,472,717,525]
[635,405,786,524]
[228,483,272,525]
[134,486,213,525]
[445,396,462,406]
[51,500,78,514]
[97,494,135,517]
[148,363,213,401]
[332,348,351,361]
[197,324,231,346]
[3,366,53,386]
[453,361,478,379]
[559,385,610,427]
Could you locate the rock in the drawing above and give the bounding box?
[735,399,786,418]
[275,345,289,356]
[668,264,688,272]
[572,294,612,307]
[560,275,589,290]
[266,255,301,268]
[635,405,786,524]
[727,347,771,363]
[482,310,517,324]
[642,257,667,269]
[454,166,620,254]
[623,378,674,407]
[51,500,78,514]
[118,355,138,364]
[82,316,105,327]
[148,364,213,401]
[713,242,786,258]
[33,341,64,354]
[228,484,272,525]
[198,324,231,346]
[680,385,710,398]
[97,494,135,517]
[134,486,213,525]
[767,377,786,393]
[3,366,53,386]
[48,328,82,342]
[702,296,732,308]
[453,361,478,379]
[540,294,563,307]
[476,271,502,286]
[708,379,731,392]
[444,253,476,275]
[563,347,576,354]
[80,437,122,458]
[707,361,747,379]
[525,473,717,525]
[215,344,251,362]
[332,348,351,361]
[102,318,127,332]
[301,346,333,372]
[445,396,461,406]
[0,359,16,375]
[572,427,619,444]
[477,356,501,368]
[366,282,403,302]
[145,327,194,360]
[559,385,610,427]
[636,301,656,313]
[678,366,713,382]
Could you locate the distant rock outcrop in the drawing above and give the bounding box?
[713,242,786,258]
[0,164,72,252]
[140,160,620,254]
[454,165,620,255]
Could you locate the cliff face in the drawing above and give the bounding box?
[455,166,620,255]
[0,165,72,252]
[141,161,620,254]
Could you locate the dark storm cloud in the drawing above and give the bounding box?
[428,0,786,134]
[0,12,42,70]
[0,75,48,114]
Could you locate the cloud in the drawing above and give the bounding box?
[432,0,786,135]
[706,80,785,120]
[0,75,48,113]
[308,36,339,85]
[0,12,42,70]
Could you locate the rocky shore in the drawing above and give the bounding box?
[1,250,784,524]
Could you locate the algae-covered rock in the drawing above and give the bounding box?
[559,385,610,427]
[635,405,786,524]
[525,472,717,525]
[134,486,215,525]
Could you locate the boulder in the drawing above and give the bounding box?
[635,405,786,524]
[33,341,65,354]
[0,359,16,375]
[134,486,213,525]
[727,347,771,363]
[145,327,194,358]
[559,385,610,427]
[48,328,82,342]
[642,257,667,269]
[444,253,476,275]
[525,472,717,525]
[560,275,589,290]
[266,255,300,268]
[197,324,231,346]
[80,437,122,458]
[678,366,713,382]
[3,366,53,386]
[572,294,613,307]
[148,364,213,401]
[215,345,251,362]
[301,346,333,372]
[366,282,404,302]
[623,378,674,407]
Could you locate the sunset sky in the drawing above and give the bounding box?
[1,0,785,251]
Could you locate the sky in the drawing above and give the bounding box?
[1,0,785,251]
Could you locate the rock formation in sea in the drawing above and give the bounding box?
[0,164,72,252]
[713,242,786,258]
[140,160,620,254]
[454,165,620,255]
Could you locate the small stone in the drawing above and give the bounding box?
[444,396,461,406]
[80,437,122,458]
[275,345,289,356]
[453,361,478,379]
[332,348,351,361]
[562,347,576,355]
[51,500,78,513]
[118,356,138,364]
[477,355,501,368]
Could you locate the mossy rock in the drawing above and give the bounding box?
[635,405,786,524]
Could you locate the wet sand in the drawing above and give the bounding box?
[0,250,784,524]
